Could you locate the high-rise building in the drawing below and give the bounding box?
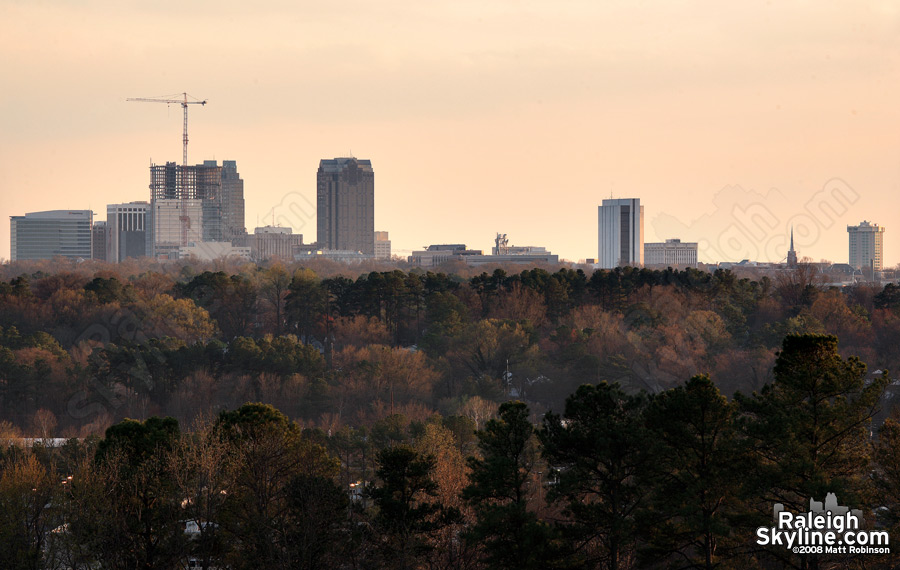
[374,231,391,259]
[219,160,246,241]
[92,221,108,262]
[317,157,374,255]
[598,198,644,268]
[10,210,93,261]
[150,198,203,259]
[644,239,698,267]
[107,202,150,262]
[149,160,246,257]
[848,220,885,271]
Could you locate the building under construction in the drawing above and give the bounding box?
[149,160,246,258]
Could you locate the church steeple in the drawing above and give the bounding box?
[787,226,798,267]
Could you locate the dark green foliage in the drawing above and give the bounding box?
[68,416,187,569]
[95,415,180,465]
[84,276,134,304]
[463,401,558,569]
[641,375,746,569]
[178,271,258,339]
[874,282,900,310]
[735,334,888,567]
[284,474,353,570]
[215,403,340,569]
[215,401,298,441]
[736,335,886,512]
[540,383,653,570]
[368,445,459,569]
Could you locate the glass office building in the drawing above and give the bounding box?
[10,210,93,261]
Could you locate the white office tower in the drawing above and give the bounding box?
[598,198,644,269]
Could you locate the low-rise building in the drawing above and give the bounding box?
[375,231,391,259]
[644,239,698,267]
[178,241,251,261]
[408,244,483,267]
[234,226,303,261]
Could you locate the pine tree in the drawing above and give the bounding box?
[463,401,557,570]
[641,375,746,569]
[540,382,653,570]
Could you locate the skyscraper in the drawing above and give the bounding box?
[149,160,246,258]
[598,198,644,268]
[848,220,884,271]
[317,157,374,255]
[107,201,150,262]
[10,210,93,261]
[219,160,246,241]
[92,221,108,261]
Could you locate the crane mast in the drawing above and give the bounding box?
[127,93,207,248]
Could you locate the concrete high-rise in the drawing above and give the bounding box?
[598,198,644,268]
[149,160,246,258]
[92,221,108,261]
[10,210,93,261]
[848,220,885,271]
[317,157,374,255]
[219,160,246,241]
[107,202,150,262]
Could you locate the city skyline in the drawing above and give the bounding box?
[3,2,900,264]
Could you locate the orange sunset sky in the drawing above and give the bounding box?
[2,1,900,265]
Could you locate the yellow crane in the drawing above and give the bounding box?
[127,93,208,247]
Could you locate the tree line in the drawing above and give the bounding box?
[1,263,899,435]
[0,334,897,569]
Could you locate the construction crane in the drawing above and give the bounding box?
[127,93,207,247]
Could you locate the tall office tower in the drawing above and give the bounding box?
[107,202,150,262]
[374,231,391,259]
[149,160,246,257]
[92,221,108,261]
[598,198,644,269]
[10,210,93,261]
[220,160,246,241]
[848,220,885,271]
[317,157,375,255]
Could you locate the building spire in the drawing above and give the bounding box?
[787,225,798,267]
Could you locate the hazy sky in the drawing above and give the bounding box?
[3,0,900,264]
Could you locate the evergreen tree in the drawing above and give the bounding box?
[641,375,746,569]
[540,382,653,570]
[735,334,888,568]
[462,401,557,570]
[368,445,458,570]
